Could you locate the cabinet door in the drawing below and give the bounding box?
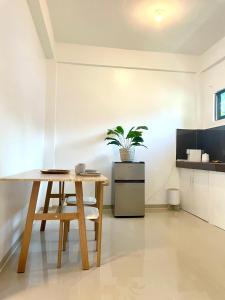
[114,182,145,216]
[192,170,209,221]
[114,163,145,180]
[179,169,194,214]
[209,172,225,230]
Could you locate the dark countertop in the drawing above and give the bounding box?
[176,160,225,172]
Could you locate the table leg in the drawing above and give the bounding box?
[40,181,53,231]
[94,182,99,241]
[96,182,104,267]
[75,181,89,270]
[59,182,62,206]
[17,181,40,273]
[58,181,65,206]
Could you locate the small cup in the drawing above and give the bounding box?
[202,153,209,163]
[75,163,86,175]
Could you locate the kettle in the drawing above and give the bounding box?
[202,153,209,163]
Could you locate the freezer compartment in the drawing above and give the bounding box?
[114,162,145,180]
[114,182,145,217]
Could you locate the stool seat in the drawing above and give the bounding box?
[62,205,99,220]
[66,196,96,206]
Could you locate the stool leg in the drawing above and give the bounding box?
[57,221,64,268]
[94,222,98,241]
[63,221,70,251]
[68,221,70,232]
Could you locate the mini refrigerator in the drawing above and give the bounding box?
[112,162,145,217]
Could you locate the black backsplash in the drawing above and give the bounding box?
[176,125,225,162]
[176,129,197,159]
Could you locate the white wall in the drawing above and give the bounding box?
[199,37,225,128]
[0,0,46,262]
[200,61,225,128]
[54,60,197,205]
[43,59,57,167]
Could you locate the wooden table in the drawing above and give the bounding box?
[0,169,108,273]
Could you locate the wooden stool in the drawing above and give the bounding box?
[59,182,104,267]
[57,205,100,268]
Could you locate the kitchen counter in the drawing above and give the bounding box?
[176,160,225,172]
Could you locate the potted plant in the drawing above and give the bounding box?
[105,125,148,162]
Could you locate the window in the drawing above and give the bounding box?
[215,89,225,120]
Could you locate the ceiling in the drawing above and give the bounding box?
[47,0,225,55]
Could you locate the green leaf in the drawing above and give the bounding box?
[107,129,114,135]
[136,126,149,130]
[107,129,120,137]
[107,141,121,147]
[126,126,135,138]
[105,137,122,146]
[115,126,124,135]
[132,136,144,143]
[127,131,142,138]
[131,142,148,148]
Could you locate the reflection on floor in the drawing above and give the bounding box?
[1,210,225,300]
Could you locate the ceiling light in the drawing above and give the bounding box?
[155,9,165,23]
[131,1,185,28]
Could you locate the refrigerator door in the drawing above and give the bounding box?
[114,163,145,180]
[114,182,145,216]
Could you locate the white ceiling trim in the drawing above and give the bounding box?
[27,0,55,59]
[56,43,199,74]
[57,61,196,74]
[200,36,225,73]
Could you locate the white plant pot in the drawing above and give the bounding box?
[119,148,135,162]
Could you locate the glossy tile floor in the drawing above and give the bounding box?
[1,210,225,300]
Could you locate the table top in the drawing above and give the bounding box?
[0,169,108,183]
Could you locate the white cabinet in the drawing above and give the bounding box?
[179,169,209,221]
[180,168,225,229]
[180,168,194,214]
[192,170,209,221]
[209,172,225,230]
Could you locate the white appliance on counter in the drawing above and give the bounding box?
[186,149,202,162]
[202,153,210,162]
